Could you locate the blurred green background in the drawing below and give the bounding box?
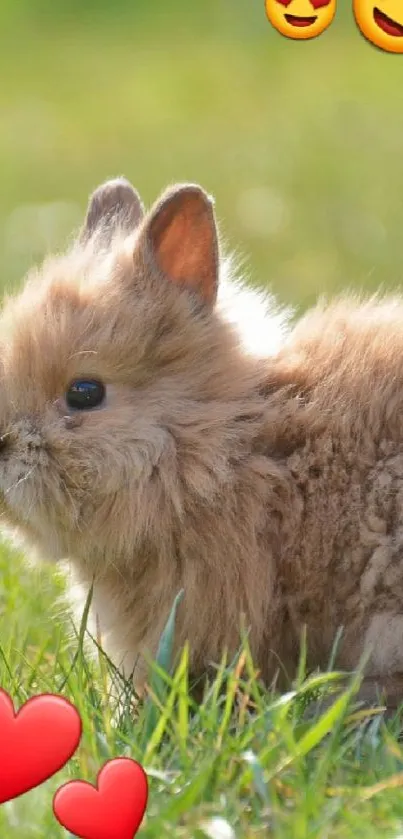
[1,0,403,312]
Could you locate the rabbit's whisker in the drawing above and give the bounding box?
[67,350,98,361]
[5,464,37,496]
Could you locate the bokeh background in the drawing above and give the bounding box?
[1,0,403,314]
[1,0,403,705]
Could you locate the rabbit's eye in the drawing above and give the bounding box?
[66,379,105,411]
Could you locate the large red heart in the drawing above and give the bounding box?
[0,688,82,804]
[53,758,148,839]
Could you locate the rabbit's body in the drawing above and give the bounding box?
[1,178,403,702]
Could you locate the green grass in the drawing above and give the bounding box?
[2,2,403,836]
[2,545,403,838]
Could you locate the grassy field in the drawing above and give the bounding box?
[2,2,403,837]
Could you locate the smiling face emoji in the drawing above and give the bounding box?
[265,0,336,40]
[354,1,403,52]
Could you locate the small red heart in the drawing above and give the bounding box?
[0,688,82,804]
[53,758,148,839]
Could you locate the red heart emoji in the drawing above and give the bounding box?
[53,757,148,839]
[0,688,82,804]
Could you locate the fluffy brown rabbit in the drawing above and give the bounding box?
[1,176,403,707]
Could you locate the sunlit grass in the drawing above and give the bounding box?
[1,546,403,838]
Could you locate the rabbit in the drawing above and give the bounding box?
[1,176,403,708]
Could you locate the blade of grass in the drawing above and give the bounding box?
[141,589,184,749]
[58,583,93,693]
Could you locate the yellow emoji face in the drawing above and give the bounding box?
[265,0,336,40]
[354,1,403,52]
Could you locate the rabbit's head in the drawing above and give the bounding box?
[0,178,246,569]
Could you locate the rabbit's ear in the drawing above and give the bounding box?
[80,177,144,244]
[141,184,219,307]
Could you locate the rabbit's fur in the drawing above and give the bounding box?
[1,177,403,705]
